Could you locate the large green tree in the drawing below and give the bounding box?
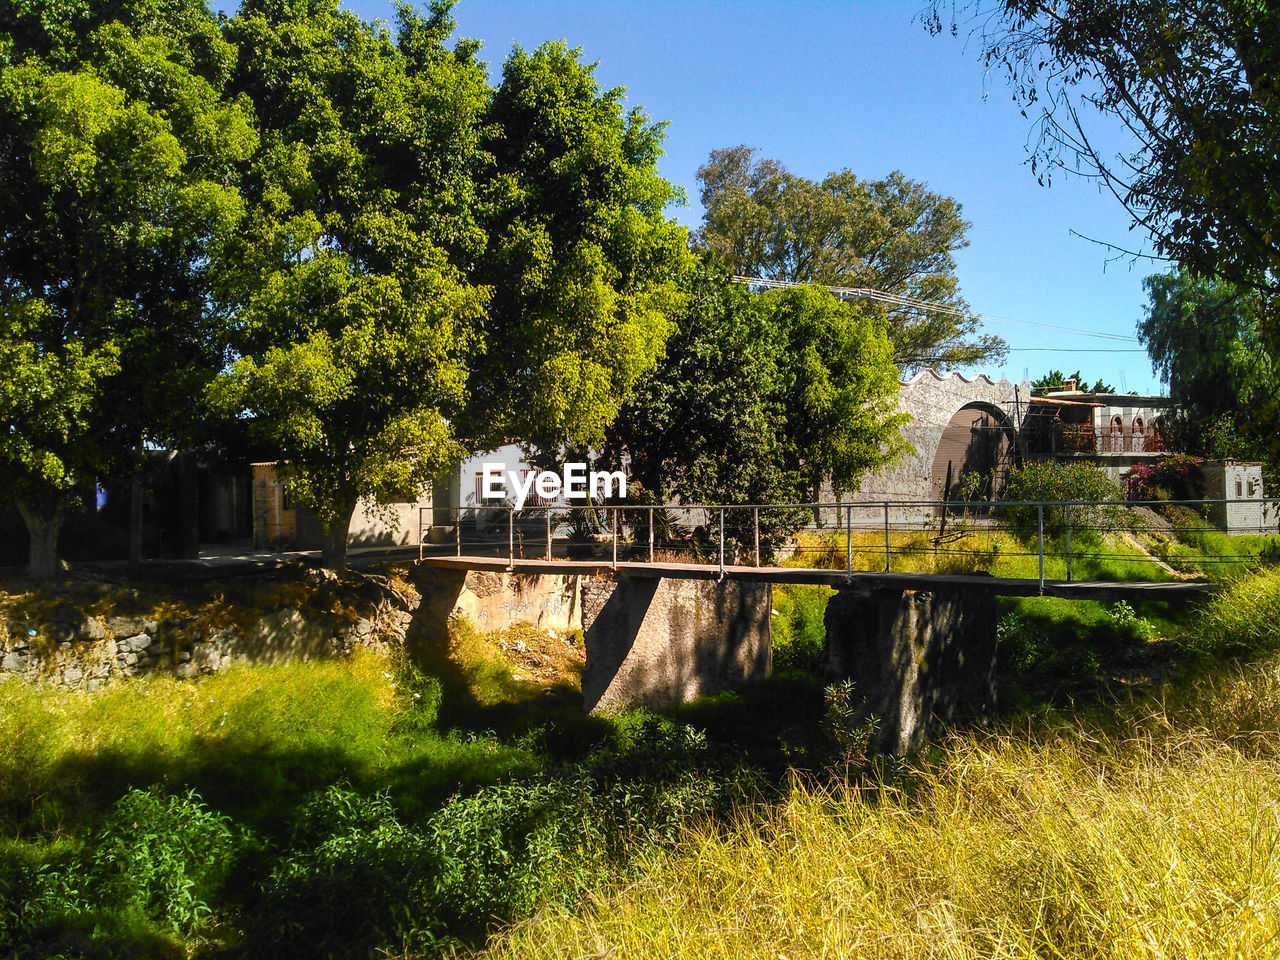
[465,41,692,452]
[211,0,487,570]
[0,0,255,577]
[694,145,1005,369]
[607,263,794,506]
[213,4,690,570]
[1139,271,1275,460]
[609,266,907,513]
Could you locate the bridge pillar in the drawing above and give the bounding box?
[581,577,772,714]
[825,585,997,755]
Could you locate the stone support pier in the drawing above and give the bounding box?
[581,577,772,714]
[825,585,998,755]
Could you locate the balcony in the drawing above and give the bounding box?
[1060,425,1168,456]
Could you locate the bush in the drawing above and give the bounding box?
[248,716,750,955]
[253,785,441,958]
[999,462,1124,537]
[1125,454,1204,501]
[3,788,246,959]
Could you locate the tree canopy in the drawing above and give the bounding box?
[608,264,908,512]
[1138,270,1275,462]
[693,145,1006,370]
[0,0,255,576]
[1030,369,1115,395]
[208,1,691,569]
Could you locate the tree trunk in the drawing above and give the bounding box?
[16,500,63,580]
[129,475,144,563]
[320,497,358,572]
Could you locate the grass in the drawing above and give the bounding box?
[0,647,535,835]
[7,563,1280,958]
[487,654,1280,960]
[784,526,1177,583]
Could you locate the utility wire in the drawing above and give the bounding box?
[731,275,1142,344]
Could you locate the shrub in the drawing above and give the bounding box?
[2,788,246,959]
[253,785,441,958]
[999,462,1124,537]
[1125,454,1204,502]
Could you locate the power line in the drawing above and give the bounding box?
[731,275,1142,344]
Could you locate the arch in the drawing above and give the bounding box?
[929,401,1021,501]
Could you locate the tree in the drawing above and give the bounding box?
[212,0,487,570]
[214,5,690,570]
[759,285,909,502]
[605,265,908,549]
[606,262,796,506]
[1138,270,1274,460]
[932,1,1280,296]
[0,0,255,577]
[693,145,1006,369]
[1031,369,1114,394]
[465,41,692,453]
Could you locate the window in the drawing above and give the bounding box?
[1235,481,1243,498]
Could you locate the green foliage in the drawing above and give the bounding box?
[468,41,693,452]
[253,785,441,957]
[0,0,256,575]
[999,461,1124,535]
[1139,271,1275,463]
[937,2,1280,297]
[210,0,491,567]
[693,145,1005,368]
[1183,568,1280,659]
[6,787,243,957]
[608,261,794,507]
[1030,369,1114,394]
[771,584,833,674]
[758,285,909,499]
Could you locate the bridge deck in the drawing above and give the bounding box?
[415,556,1218,602]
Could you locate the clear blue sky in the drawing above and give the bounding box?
[345,0,1164,393]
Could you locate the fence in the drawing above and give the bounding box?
[419,498,1280,588]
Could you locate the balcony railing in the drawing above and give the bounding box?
[1060,425,1167,455]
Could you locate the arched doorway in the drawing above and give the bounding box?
[930,402,1020,501]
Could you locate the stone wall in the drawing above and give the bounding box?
[834,369,1032,517]
[581,577,772,713]
[1,585,413,691]
[409,567,583,635]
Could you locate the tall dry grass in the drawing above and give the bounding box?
[485,657,1280,960]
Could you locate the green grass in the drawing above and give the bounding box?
[7,568,1280,958]
[486,572,1280,959]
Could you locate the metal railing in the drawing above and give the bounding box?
[419,498,1280,588]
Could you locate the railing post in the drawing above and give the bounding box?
[719,507,725,576]
[1037,503,1045,593]
[648,506,654,563]
[611,508,617,570]
[456,507,461,557]
[546,509,552,561]
[846,504,853,575]
[418,506,424,562]
[754,506,760,567]
[508,507,514,566]
[1065,502,1072,582]
[883,502,891,572]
